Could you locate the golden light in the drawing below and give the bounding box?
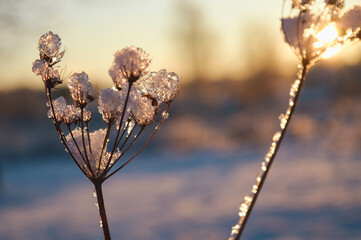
[313,23,341,58]
[316,23,339,44]
[321,47,340,58]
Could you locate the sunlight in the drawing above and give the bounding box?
[317,23,339,44]
[313,23,341,58]
[322,47,341,58]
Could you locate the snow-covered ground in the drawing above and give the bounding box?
[1,142,361,240]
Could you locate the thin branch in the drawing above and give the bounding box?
[107,82,133,163]
[46,87,88,177]
[67,124,88,167]
[80,107,95,178]
[93,182,111,240]
[118,123,137,152]
[102,126,144,178]
[86,122,93,154]
[114,119,130,149]
[232,63,309,240]
[104,104,171,181]
[97,124,112,178]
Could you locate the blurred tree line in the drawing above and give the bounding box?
[1,1,361,161]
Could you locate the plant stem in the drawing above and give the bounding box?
[94,182,112,240]
[232,62,309,240]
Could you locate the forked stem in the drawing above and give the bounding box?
[94,181,111,240]
[231,62,310,240]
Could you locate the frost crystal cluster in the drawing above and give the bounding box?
[109,46,151,88]
[32,31,180,181]
[282,0,361,63]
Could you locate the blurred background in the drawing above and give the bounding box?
[1,0,361,239]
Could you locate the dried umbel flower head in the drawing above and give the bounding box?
[67,72,94,107]
[32,59,47,76]
[282,0,361,64]
[33,31,180,240]
[108,46,151,87]
[32,31,65,89]
[337,5,361,31]
[63,105,79,125]
[131,96,156,126]
[47,96,67,122]
[98,88,124,124]
[32,31,180,181]
[38,31,65,65]
[65,128,120,178]
[136,69,180,103]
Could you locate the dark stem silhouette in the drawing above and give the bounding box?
[94,181,112,240]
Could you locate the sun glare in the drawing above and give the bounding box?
[313,23,341,58]
[321,47,340,58]
[316,23,339,44]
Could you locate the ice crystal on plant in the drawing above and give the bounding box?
[67,72,94,107]
[66,128,117,177]
[98,88,123,124]
[337,5,361,31]
[32,59,47,76]
[281,13,314,53]
[136,69,180,103]
[229,3,361,239]
[109,46,151,86]
[47,96,66,122]
[63,105,79,125]
[162,111,169,119]
[83,110,93,123]
[33,58,62,88]
[127,120,135,136]
[38,31,64,63]
[45,67,62,88]
[282,1,361,62]
[34,31,179,183]
[34,31,180,240]
[131,96,156,126]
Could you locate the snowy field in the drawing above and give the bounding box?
[1,142,361,240]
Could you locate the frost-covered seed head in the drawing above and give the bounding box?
[66,128,117,178]
[67,72,94,107]
[38,31,62,62]
[337,5,361,31]
[83,109,93,122]
[109,46,151,86]
[32,59,47,76]
[131,96,156,126]
[33,59,62,88]
[281,12,315,52]
[282,1,361,62]
[47,96,66,122]
[98,88,123,124]
[136,69,180,103]
[63,105,79,125]
[45,67,62,88]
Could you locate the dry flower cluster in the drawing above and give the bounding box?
[32,31,179,240]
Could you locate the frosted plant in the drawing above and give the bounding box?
[32,31,180,240]
[228,1,361,239]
